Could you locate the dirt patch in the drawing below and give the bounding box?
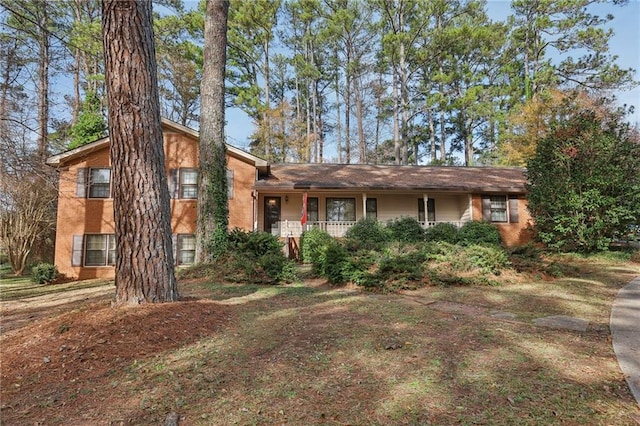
[1,291,232,425]
[1,284,114,336]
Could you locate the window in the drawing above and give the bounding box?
[177,234,196,265]
[326,198,356,221]
[89,168,111,198]
[482,195,519,223]
[489,195,507,222]
[84,234,115,266]
[180,169,198,199]
[76,168,111,198]
[307,197,319,222]
[227,169,234,199]
[418,199,436,222]
[366,198,377,219]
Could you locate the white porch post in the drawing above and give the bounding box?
[423,193,429,225]
[362,193,367,220]
[468,194,473,221]
[253,190,259,231]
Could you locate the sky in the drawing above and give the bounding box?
[218,0,640,152]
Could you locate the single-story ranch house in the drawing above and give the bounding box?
[46,118,532,280]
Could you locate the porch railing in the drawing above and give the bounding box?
[274,220,468,238]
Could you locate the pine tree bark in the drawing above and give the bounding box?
[195,0,229,263]
[102,0,178,305]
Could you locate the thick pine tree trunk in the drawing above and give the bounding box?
[195,0,229,263]
[102,0,178,305]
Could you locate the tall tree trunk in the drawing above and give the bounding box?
[392,70,400,165]
[344,67,351,164]
[354,75,365,163]
[196,0,229,263]
[102,0,178,305]
[428,107,436,162]
[36,1,50,161]
[334,52,342,163]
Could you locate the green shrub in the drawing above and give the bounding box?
[228,228,282,257]
[466,244,511,274]
[301,227,334,268]
[222,229,294,284]
[31,263,58,284]
[320,242,349,284]
[386,217,425,243]
[458,221,503,246]
[422,241,509,275]
[344,218,390,250]
[424,222,459,243]
[378,252,424,281]
[508,243,543,273]
[341,250,380,287]
[256,252,297,284]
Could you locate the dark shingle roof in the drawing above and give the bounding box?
[254,164,527,193]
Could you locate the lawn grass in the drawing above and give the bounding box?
[0,270,112,301]
[1,253,639,425]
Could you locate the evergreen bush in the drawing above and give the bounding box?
[386,216,425,243]
[344,218,390,250]
[301,227,334,271]
[458,221,503,246]
[424,222,459,243]
[31,263,58,284]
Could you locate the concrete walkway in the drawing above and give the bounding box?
[611,276,640,407]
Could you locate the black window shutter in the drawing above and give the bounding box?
[168,169,179,199]
[508,196,519,223]
[427,198,436,222]
[172,234,178,265]
[227,168,234,199]
[482,196,492,222]
[71,235,84,266]
[76,168,87,198]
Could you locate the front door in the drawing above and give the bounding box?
[264,197,281,235]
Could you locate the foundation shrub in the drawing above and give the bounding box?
[458,221,503,246]
[31,263,58,284]
[341,250,380,287]
[386,217,425,243]
[466,244,511,274]
[377,251,425,282]
[228,228,282,257]
[216,229,296,284]
[320,241,349,284]
[424,222,459,243]
[301,227,334,270]
[344,218,391,250]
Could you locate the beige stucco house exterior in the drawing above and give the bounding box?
[47,119,531,280]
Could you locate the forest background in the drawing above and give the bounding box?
[1,0,638,169]
[0,0,639,276]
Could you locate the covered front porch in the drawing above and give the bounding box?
[256,191,473,238]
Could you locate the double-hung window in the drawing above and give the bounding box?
[77,168,111,199]
[366,198,377,219]
[84,234,116,266]
[482,195,519,223]
[326,198,356,221]
[489,196,507,222]
[177,234,196,265]
[180,169,199,199]
[307,197,319,222]
[89,169,111,198]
